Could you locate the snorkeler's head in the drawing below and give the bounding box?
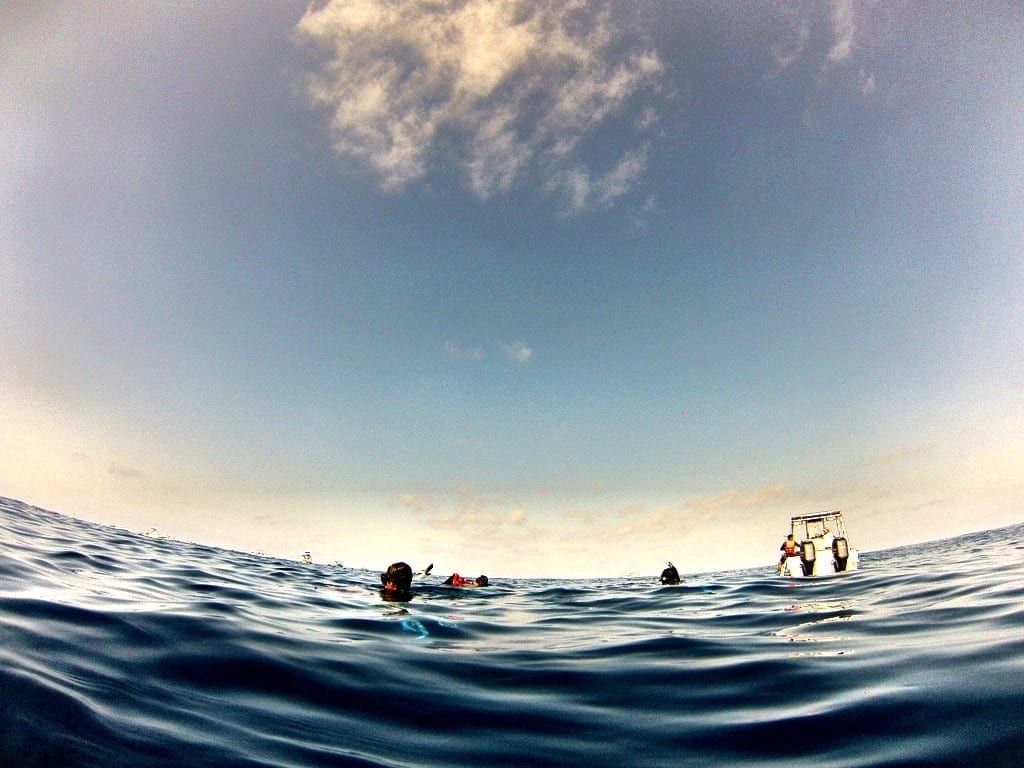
[660,563,680,585]
[381,561,413,593]
[475,575,489,587]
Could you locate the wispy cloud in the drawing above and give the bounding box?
[297,0,663,210]
[595,484,787,539]
[547,144,650,213]
[608,504,677,539]
[872,443,937,466]
[857,68,876,96]
[770,10,811,72]
[402,487,533,550]
[506,507,527,525]
[108,462,142,480]
[826,0,855,64]
[683,484,788,513]
[770,1,866,85]
[594,146,649,206]
[444,341,484,360]
[502,341,533,364]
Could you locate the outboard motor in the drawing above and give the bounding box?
[800,540,816,576]
[832,537,849,572]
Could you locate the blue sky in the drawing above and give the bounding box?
[3,1,1022,577]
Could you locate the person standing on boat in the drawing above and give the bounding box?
[779,534,799,569]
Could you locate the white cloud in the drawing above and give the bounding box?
[506,507,527,525]
[297,0,663,208]
[544,145,649,212]
[108,462,142,479]
[770,15,810,72]
[444,341,484,360]
[466,106,530,198]
[397,492,418,507]
[682,484,789,513]
[635,106,659,132]
[826,0,855,64]
[502,341,533,364]
[594,145,649,207]
[857,68,876,96]
[546,168,590,212]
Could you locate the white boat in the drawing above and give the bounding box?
[777,510,859,578]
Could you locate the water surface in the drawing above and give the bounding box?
[1,497,1022,767]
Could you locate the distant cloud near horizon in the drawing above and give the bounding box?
[296,0,663,211]
[108,462,142,479]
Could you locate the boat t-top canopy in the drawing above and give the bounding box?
[789,510,849,541]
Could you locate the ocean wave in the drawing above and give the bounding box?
[1,496,1022,767]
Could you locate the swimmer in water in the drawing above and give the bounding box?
[380,561,414,601]
[660,562,681,585]
[443,573,489,587]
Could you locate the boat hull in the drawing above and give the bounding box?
[779,544,859,578]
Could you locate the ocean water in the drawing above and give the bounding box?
[1,497,1023,768]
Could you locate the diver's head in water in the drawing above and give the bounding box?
[660,562,680,585]
[381,561,413,600]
